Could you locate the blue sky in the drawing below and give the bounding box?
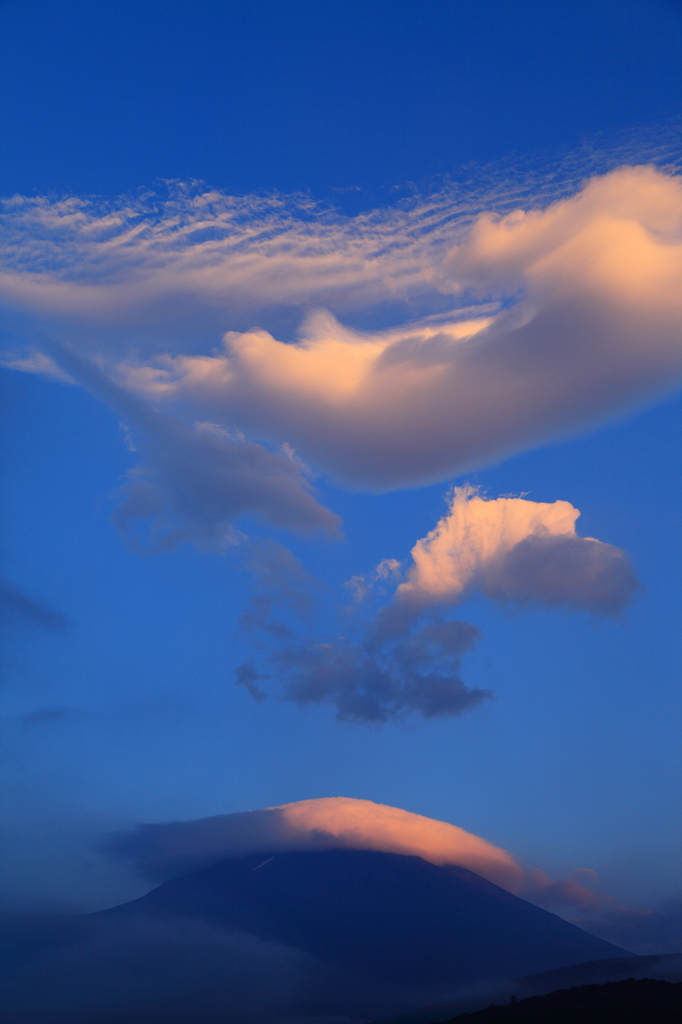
[1,0,681,950]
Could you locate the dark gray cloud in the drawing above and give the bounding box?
[230,530,491,723]
[237,538,317,639]
[276,613,488,724]
[234,664,267,703]
[46,343,341,554]
[0,584,70,631]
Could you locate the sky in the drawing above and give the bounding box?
[0,0,681,956]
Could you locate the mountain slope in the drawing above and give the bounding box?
[97,847,627,986]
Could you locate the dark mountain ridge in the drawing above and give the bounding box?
[370,954,682,1024]
[442,977,682,1024]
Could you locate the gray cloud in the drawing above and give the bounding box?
[474,533,640,615]
[234,488,637,723]
[231,532,490,724]
[275,613,488,724]
[4,909,678,1024]
[0,584,70,631]
[234,664,267,703]
[47,344,341,552]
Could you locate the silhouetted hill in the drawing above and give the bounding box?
[439,977,682,1023]
[96,848,627,986]
[517,952,682,993]
[369,954,682,1024]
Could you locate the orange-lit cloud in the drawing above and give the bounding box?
[107,796,611,915]
[233,488,637,722]
[3,166,682,490]
[106,797,524,890]
[396,486,638,615]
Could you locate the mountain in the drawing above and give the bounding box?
[96,847,627,987]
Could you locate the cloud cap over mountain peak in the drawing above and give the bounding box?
[105,797,525,891]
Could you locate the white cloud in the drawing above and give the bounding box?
[85,166,681,490]
[397,486,639,615]
[3,165,681,489]
[233,488,637,722]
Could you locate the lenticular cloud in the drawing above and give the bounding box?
[105,796,613,913]
[115,166,682,489]
[3,165,682,490]
[106,796,525,890]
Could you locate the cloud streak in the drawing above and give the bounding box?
[0,583,70,631]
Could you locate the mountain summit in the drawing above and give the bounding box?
[98,847,627,987]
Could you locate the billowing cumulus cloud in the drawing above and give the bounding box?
[396,486,639,615]
[238,489,638,722]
